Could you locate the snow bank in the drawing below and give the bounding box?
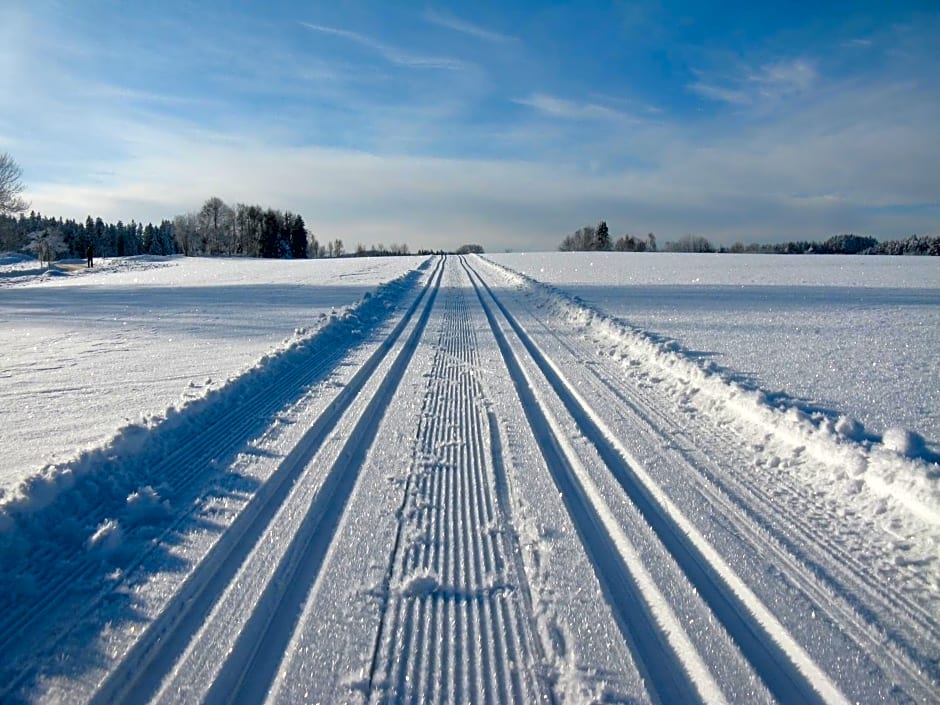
[490,252,940,448]
[0,263,429,606]
[0,253,34,266]
[478,256,940,524]
[0,252,176,288]
[0,255,427,483]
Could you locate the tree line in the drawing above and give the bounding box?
[724,233,940,256]
[1,205,474,265]
[0,154,441,263]
[0,204,315,262]
[560,221,939,255]
[559,222,658,252]
[173,197,311,258]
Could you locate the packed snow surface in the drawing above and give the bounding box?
[0,255,425,488]
[0,254,936,705]
[490,252,940,451]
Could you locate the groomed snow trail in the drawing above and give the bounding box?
[2,255,936,704]
[366,263,550,704]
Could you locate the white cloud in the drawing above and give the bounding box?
[690,58,817,105]
[687,81,750,105]
[423,10,517,44]
[300,22,468,71]
[9,7,940,250]
[25,78,940,252]
[514,93,636,122]
[749,59,817,95]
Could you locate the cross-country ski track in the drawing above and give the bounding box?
[1,255,937,704]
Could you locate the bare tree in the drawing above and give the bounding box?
[199,196,234,255]
[664,234,715,253]
[173,212,199,256]
[0,152,29,215]
[559,225,597,251]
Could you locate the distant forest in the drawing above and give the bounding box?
[3,208,937,264]
[560,221,940,255]
[0,196,444,263]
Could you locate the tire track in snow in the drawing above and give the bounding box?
[463,257,852,705]
[85,257,445,705]
[366,264,551,704]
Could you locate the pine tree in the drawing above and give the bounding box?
[259,209,281,258]
[596,220,610,250]
[289,214,308,259]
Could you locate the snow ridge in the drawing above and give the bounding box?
[464,259,730,704]
[478,256,939,520]
[473,254,939,699]
[0,262,430,697]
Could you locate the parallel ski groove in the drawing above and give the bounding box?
[542,292,939,643]
[0,336,341,661]
[88,257,445,705]
[199,256,445,705]
[368,266,548,704]
[488,257,939,696]
[1,265,435,702]
[462,257,708,705]
[589,357,940,693]
[464,256,852,705]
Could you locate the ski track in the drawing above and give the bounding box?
[2,255,936,704]
[366,263,550,705]
[474,254,940,701]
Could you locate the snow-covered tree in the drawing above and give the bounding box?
[664,234,715,252]
[26,228,67,268]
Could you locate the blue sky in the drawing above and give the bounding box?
[1,1,938,251]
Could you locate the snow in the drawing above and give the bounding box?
[0,254,427,491]
[0,253,937,705]
[488,252,940,452]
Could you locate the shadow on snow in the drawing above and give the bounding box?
[0,262,430,701]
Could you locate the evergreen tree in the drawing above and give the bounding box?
[277,211,293,258]
[259,209,281,258]
[289,214,308,258]
[596,220,611,250]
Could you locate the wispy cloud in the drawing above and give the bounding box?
[687,80,750,105]
[514,93,635,121]
[750,59,817,95]
[8,3,940,249]
[300,22,467,70]
[690,58,818,105]
[423,10,516,44]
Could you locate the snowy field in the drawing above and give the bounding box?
[490,252,940,453]
[0,253,937,704]
[0,254,426,489]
